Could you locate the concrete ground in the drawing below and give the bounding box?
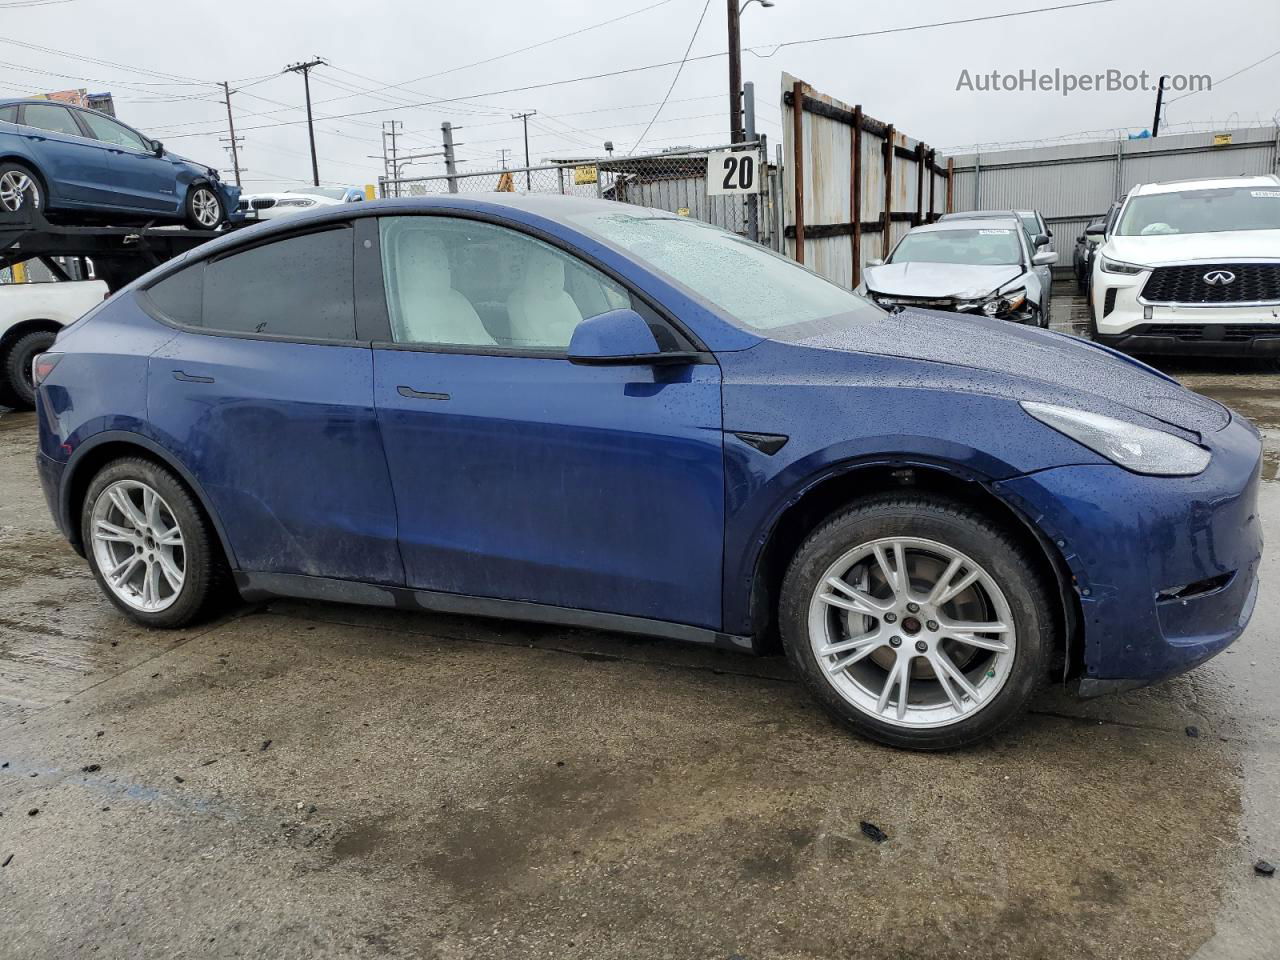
[1,283,1276,959]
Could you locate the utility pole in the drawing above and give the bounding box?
[441,121,460,194]
[497,148,510,169]
[727,0,742,143]
[381,120,402,196]
[743,80,758,242]
[1151,74,1169,137]
[511,110,537,190]
[220,81,243,187]
[284,58,325,186]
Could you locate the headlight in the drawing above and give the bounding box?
[1099,255,1146,275]
[275,198,317,208]
[980,287,1027,316]
[1021,401,1210,476]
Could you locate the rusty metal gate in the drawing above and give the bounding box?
[780,73,954,288]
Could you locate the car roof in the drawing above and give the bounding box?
[912,216,1024,234]
[1131,174,1280,195]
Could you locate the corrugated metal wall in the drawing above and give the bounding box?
[949,127,1280,266]
[781,73,948,289]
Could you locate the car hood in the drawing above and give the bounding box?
[862,262,1024,298]
[788,307,1229,434]
[1105,229,1280,266]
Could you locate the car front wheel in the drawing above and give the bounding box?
[81,457,227,627]
[780,494,1053,750]
[184,183,224,229]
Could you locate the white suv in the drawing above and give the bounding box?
[1091,174,1280,357]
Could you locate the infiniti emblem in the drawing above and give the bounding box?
[1203,270,1236,285]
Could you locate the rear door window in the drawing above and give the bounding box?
[20,103,84,137]
[0,105,16,124]
[145,226,357,340]
[203,227,356,339]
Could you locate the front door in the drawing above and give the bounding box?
[75,108,177,213]
[369,214,725,629]
[142,222,403,585]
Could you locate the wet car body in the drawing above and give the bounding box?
[32,195,1261,722]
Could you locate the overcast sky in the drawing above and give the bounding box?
[3,0,1277,192]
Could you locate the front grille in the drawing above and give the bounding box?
[1142,324,1280,342]
[250,198,277,210]
[236,199,249,211]
[1142,262,1280,304]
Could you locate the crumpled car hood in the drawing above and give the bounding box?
[788,307,1229,434]
[862,262,1024,298]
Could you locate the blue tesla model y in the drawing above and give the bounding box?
[31,195,1261,749]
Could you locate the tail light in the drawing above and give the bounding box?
[31,353,62,388]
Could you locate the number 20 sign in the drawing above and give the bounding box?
[706,149,761,196]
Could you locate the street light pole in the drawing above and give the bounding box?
[284,58,325,186]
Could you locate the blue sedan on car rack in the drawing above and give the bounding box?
[0,98,240,229]
[30,194,1261,749]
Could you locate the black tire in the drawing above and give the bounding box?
[0,160,43,220]
[780,494,1055,750]
[80,456,228,628]
[3,329,57,409]
[183,182,224,230]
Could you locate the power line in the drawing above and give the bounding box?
[631,0,712,154]
[1168,46,1280,104]
[159,0,1123,141]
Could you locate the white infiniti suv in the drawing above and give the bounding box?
[1091,174,1280,358]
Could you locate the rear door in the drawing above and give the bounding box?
[75,108,177,213]
[16,102,119,207]
[368,213,725,629]
[143,221,403,585]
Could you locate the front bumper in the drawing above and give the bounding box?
[995,412,1263,688]
[1092,268,1280,356]
[1095,323,1280,357]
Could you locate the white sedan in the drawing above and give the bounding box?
[236,186,365,221]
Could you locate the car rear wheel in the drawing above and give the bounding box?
[81,457,227,628]
[780,494,1053,750]
[0,161,42,217]
[2,329,57,408]
[184,184,224,229]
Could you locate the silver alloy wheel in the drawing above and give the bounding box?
[807,536,1016,729]
[90,480,186,613]
[0,170,39,212]
[190,187,221,228]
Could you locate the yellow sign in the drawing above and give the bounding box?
[574,165,598,185]
[364,183,376,200]
[677,207,690,217]
[1213,133,1233,146]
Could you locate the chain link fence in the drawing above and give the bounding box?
[379,141,773,245]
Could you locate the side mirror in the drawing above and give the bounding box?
[152,140,165,157]
[567,309,695,366]
[1085,222,1105,237]
[865,258,884,267]
[1032,250,1059,266]
[1033,233,1051,248]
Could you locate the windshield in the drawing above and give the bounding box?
[889,228,1023,266]
[571,211,879,332]
[1117,186,1280,236]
